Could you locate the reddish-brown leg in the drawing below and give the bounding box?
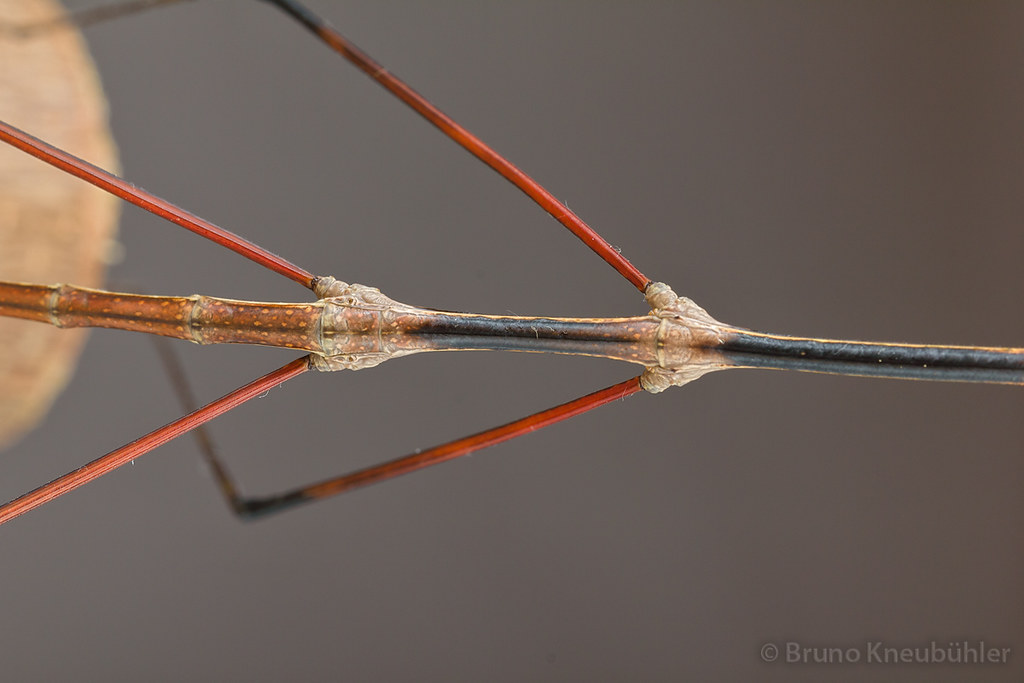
[264,0,652,292]
[0,356,311,527]
[228,377,645,519]
[0,119,316,289]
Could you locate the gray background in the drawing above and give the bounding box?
[2,2,1023,680]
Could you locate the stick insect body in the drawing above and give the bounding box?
[0,1,1021,526]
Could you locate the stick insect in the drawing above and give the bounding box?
[2,4,1022,680]
[1,0,1022,526]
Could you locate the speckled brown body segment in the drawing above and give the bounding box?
[0,282,325,351]
[0,279,731,382]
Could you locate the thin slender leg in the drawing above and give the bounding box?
[225,377,645,520]
[262,0,651,292]
[0,356,311,527]
[150,337,250,516]
[0,119,316,289]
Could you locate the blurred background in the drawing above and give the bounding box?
[1,2,1022,680]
